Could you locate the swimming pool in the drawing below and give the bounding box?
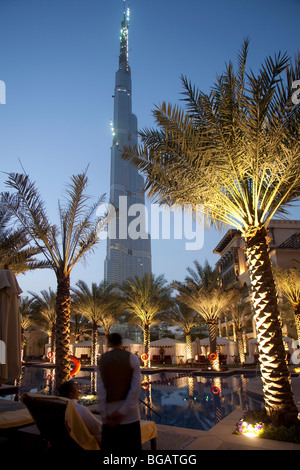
[139,371,262,430]
[1,366,263,431]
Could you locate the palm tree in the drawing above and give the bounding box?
[173,259,218,298]
[70,311,90,343]
[225,298,253,364]
[179,286,234,371]
[19,296,34,362]
[2,171,105,389]
[0,195,46,274]
[163,300,199,360]
[274,267,300,343]
[184,259,218,290]
[29,288,57,362]
[173,260,225,368]
[120,273,172,367]
[71,280,120,365]
[122,41,300,424]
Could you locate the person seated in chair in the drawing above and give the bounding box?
[58,380,102,447]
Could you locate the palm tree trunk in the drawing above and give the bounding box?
[185,331,192,360]
[50,323,55,363]
[293,303,300,345]
[20,327,25,363]
[104,331,109,345]
[207,319,220,371]
[55,272,71,391]
[91,321,98,366]
[144,322,150,367]
[245,227,298,425]
[236,327,245,363]
[90,322,98,394]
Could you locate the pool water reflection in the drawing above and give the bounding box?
[140,371,262,430]
[2,366,263,431]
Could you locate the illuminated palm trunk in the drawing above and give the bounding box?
[50,323,55,363]
[104,331,109,345]
[293,303,300,344]
[185,331,192,360]
[91,321,98,366]
[90,322,98,394]
[55,273,71,391]
[245,227,298,425]
[236,327,245,364]
[143,322,150,367]
[20,327,25,363]
[207,319,220,371]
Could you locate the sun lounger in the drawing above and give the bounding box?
[19,393,157,451]
[151,355,161,364]
[163,355,172,364]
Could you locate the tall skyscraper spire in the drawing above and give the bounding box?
[104,3,152,285]
[119,0,130,71]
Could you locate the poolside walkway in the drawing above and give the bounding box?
[142,409,300,451]
[142,373,300,451]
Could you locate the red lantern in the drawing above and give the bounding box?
[208,352,217,362]
[70,355,81,377]
[141,353,148,362]
[211,385,220,395]
[141,380,149,389]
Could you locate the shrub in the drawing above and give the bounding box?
[235,409,300,443]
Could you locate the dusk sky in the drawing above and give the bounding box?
[0,0,300,296]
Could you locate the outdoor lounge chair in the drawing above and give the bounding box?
[80,354,89,364]
[20,393,157,451]
[20,393,92,451]
[0,400,35,450]
[184,358,196,367]
[219,354,227,365]
[242,356,259,368]
[163,355,172,364]
[196,355,208,363]
[152,355,161,364]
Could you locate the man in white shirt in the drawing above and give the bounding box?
[58,380,102,447]
[98,333,141,451]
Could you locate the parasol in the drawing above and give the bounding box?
[0,268,22,384]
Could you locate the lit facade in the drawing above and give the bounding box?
[104,4,151,285]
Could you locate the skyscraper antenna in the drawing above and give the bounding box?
[119,0,130,70]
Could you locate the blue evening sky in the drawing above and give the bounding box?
[0,0,299,295]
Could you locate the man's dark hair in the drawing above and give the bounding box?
[58,380,77,398]
[107,332,122,347]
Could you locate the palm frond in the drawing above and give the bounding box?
[122,43,300,237]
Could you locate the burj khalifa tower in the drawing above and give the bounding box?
[104,2,152,285]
